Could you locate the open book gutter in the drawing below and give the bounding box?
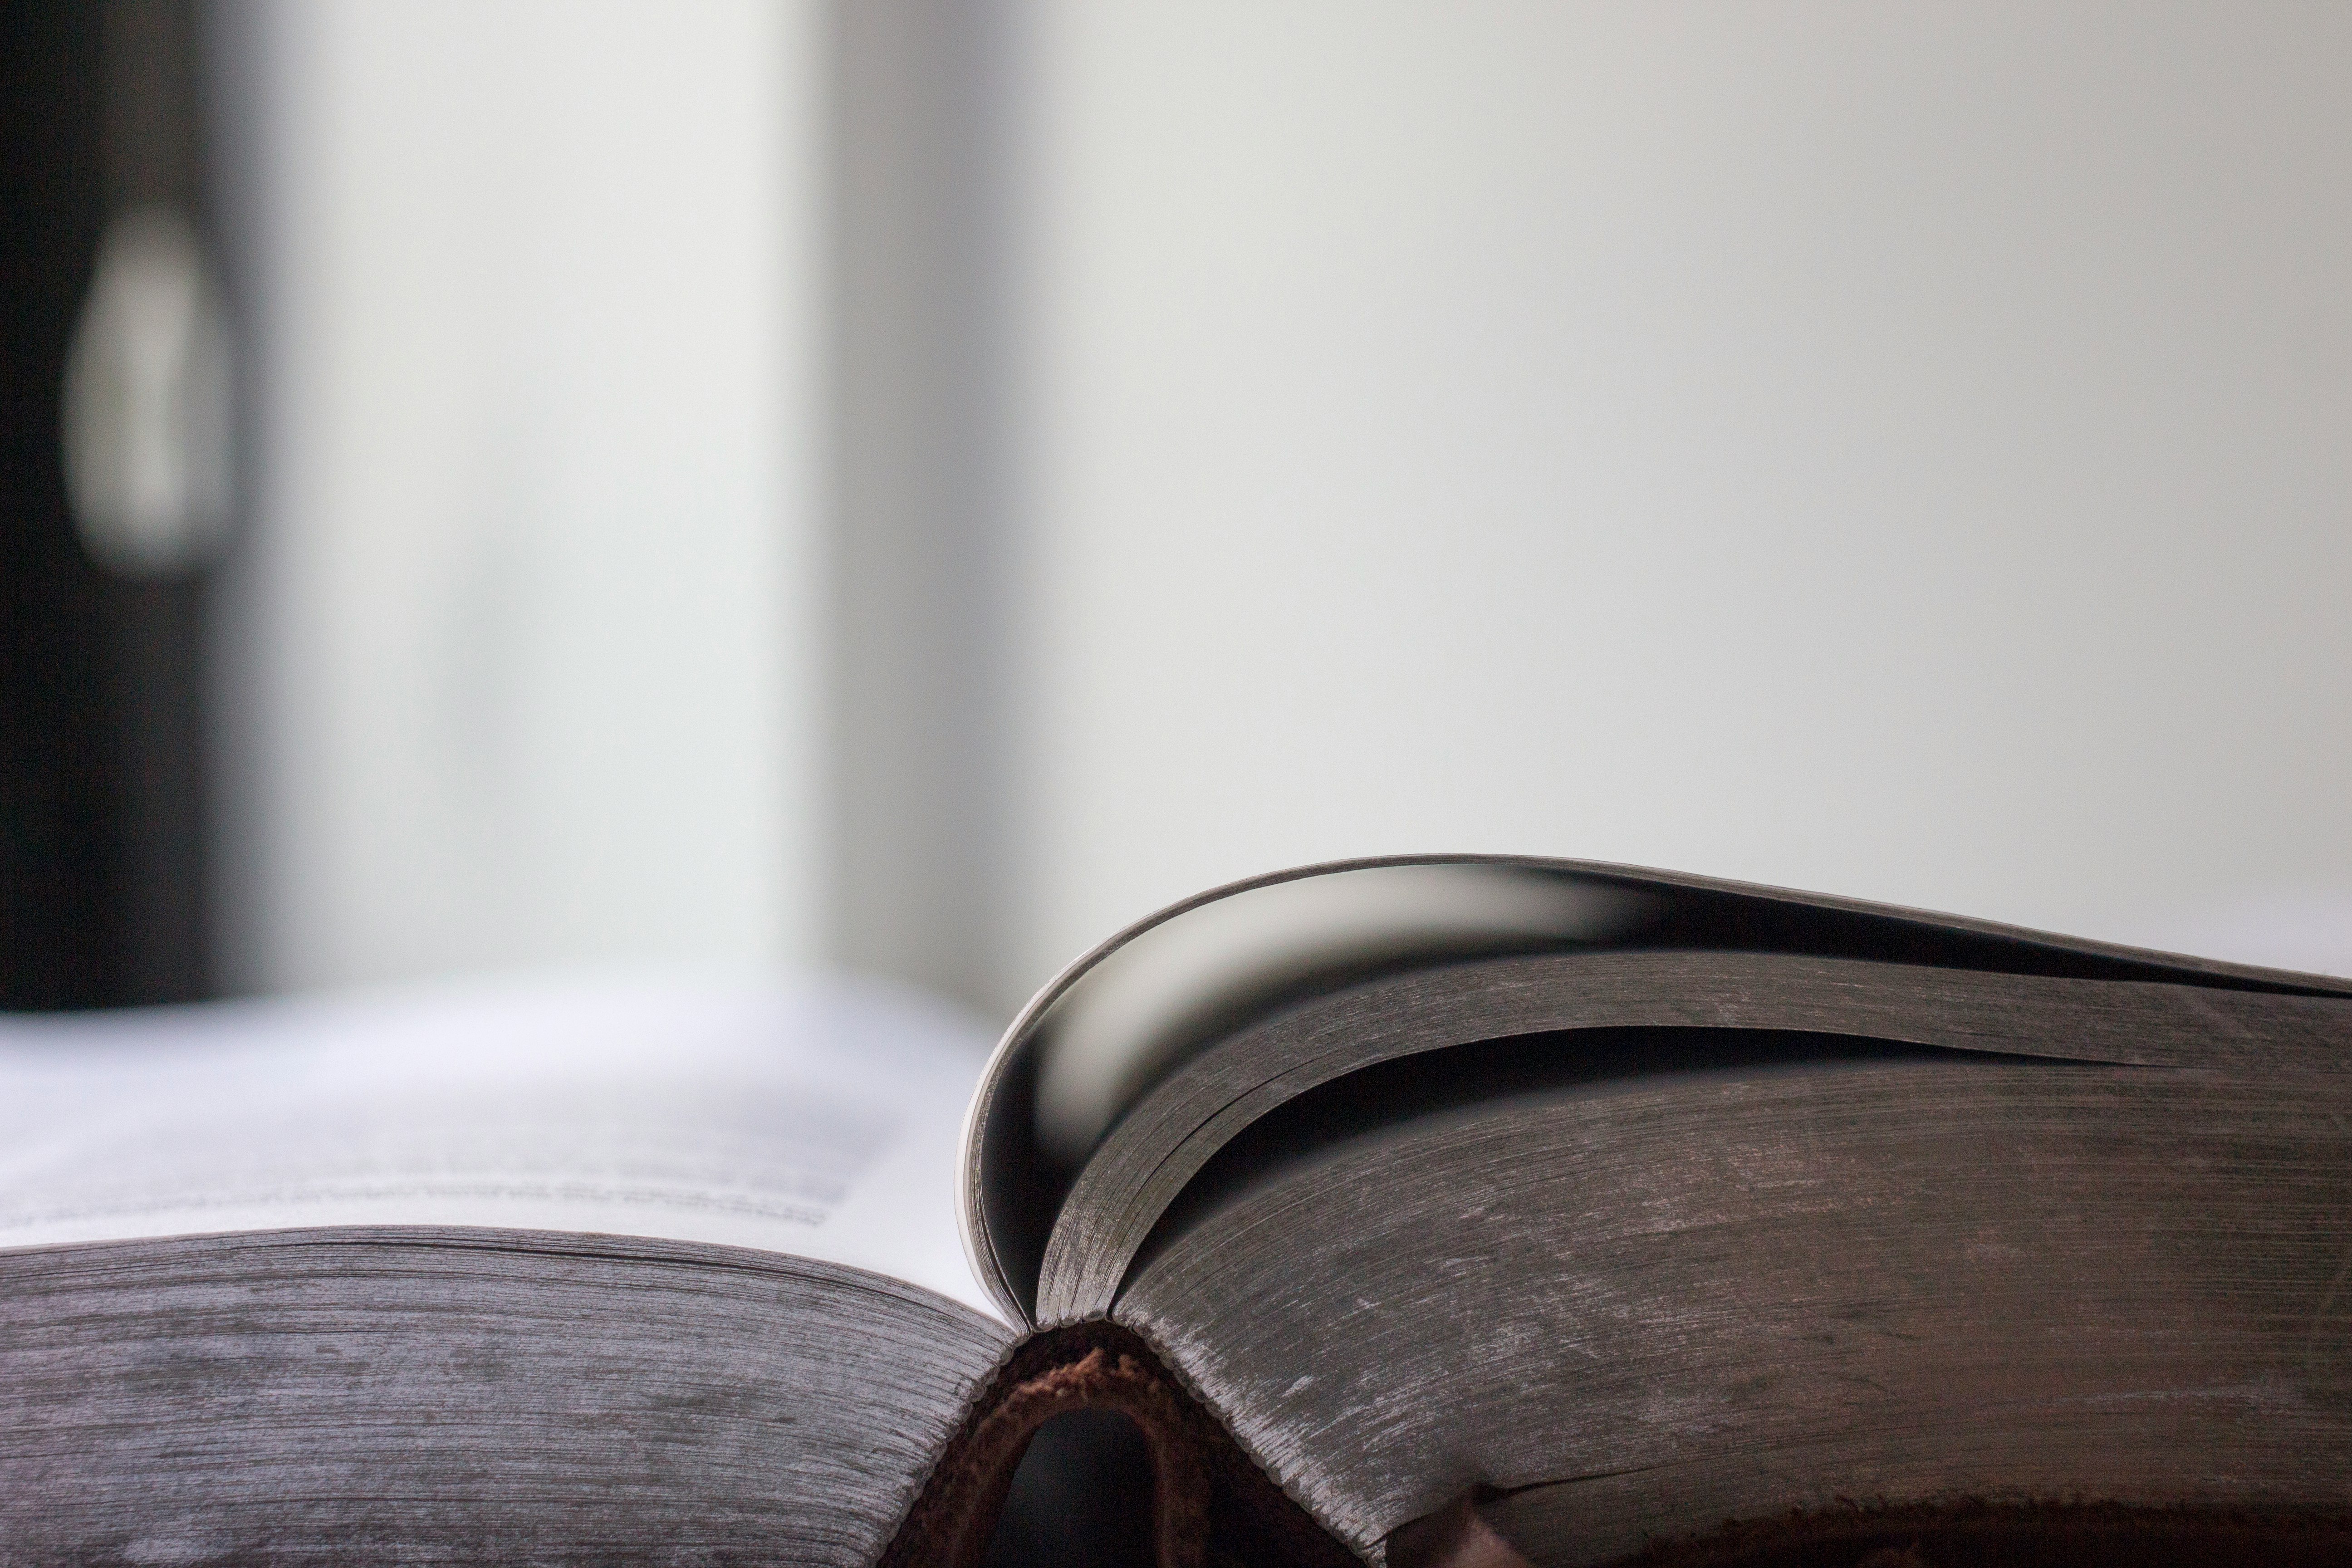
[4,855,2349,1567]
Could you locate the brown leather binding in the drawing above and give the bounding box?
[1590,1499,2352,1568]
[881,1323,1355,1568]
[1394,1491,2352,1567]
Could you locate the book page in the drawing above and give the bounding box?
[0,973,1003,1319]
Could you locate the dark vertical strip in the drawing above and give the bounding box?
[1,2,113,1009]
[828,0,1024,1017]
[0,0,211,1009]
[96,0,212,1005]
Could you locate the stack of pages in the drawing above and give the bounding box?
[4,856,2349,1567]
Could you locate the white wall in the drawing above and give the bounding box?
[213,0,825,992]
[988,1,2352,1007]
[200,3,2352,1009]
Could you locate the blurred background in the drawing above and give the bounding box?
[5,0,2349,1021]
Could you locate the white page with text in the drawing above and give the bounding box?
[0,973,1002,1318]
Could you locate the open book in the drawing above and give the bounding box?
[6,856,2352,1568]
